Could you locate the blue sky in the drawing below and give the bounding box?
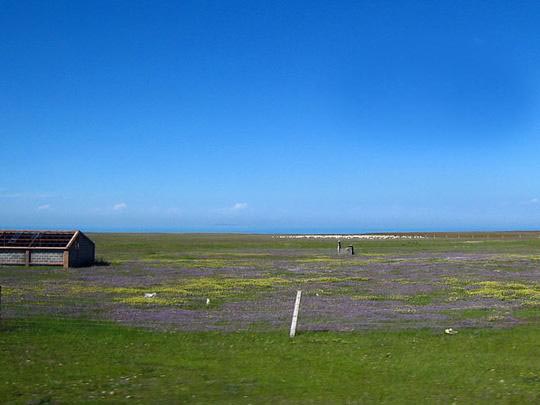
[1,0,540,232]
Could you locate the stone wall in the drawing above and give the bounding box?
[31,250,63,265]
[0,250,25,265]
[0,249,63,266]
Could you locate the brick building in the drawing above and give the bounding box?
[0,230,95,268]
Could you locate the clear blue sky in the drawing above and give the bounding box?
[1,0,540,232]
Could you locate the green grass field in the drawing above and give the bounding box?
[3,232,540,403]
[4,319,540,404]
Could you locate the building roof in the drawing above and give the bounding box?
[0,230,80,249]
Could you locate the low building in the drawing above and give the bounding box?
[0,230,95,268]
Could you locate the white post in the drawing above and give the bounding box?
[289,290,302,338]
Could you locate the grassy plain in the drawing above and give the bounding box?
[2,232,540,403]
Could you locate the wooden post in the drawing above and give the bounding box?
[63,251,69,269]
[289,290,302,338]
[337,241,341,254]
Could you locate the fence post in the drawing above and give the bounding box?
[289,290,302,338]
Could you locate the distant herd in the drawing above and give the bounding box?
[273,234,425,240]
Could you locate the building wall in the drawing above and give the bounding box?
[0,249,63,265]
[0,250,25,265]
[31,250,64,265]
[68,234,95,267]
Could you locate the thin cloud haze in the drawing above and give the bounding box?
[113,203,128,211]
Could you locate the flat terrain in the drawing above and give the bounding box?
[3,232,540,403]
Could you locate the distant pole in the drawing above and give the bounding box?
[337,241,341,254]
[289,290,302,338]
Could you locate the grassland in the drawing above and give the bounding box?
[4,319,540,404]
[2,232,540,403]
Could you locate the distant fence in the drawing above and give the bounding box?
[395,232,540,239]
[275,232,540,240]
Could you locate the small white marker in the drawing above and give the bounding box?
[289,290,302,338]
[206,298,210,305]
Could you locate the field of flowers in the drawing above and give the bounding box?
[3,233,540,402]
[3,233,540,331]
